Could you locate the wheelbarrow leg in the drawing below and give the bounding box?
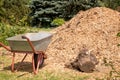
[11,52,15,72]
[35,53,43,74]
[16,53,28,71]
[32,53,36,74]
[32,53,44,75]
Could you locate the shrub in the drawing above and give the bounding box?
[0,0,30,25]
[51,18,65,27]
[0,23,26,44]
[0,23,40,45]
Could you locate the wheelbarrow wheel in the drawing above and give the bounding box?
[34,53,44,69]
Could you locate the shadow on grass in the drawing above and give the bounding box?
[3,62,46,73]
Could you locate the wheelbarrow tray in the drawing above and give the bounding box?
[6,32,52,52]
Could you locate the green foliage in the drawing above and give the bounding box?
[29,0,67,27]
[29,0,103,27]
[51,18,65,27]
[0,23,43,45]
[0,23,27,44]
[117,32,120,46]
[64,0,100,19]
[117,32,120,37]
[117,44,120,47]
[0,0,5,22]
[101,0,120,9]
[17,16,30,26]
[96,58,120,80]
[0,0,30,26]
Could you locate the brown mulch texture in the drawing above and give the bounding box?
[45,7,120,76]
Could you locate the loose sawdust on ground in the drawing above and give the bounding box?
[0,7,120,79]
[45,7,120,79]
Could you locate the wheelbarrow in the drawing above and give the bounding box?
[0,32,52,74]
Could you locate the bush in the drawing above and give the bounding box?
[0,23,26,44]
[117,32,120,37]
[0,23,40,45]
[0,0,30,26]
[51,18,65,27]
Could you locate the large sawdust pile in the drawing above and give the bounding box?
[46,7,120,69]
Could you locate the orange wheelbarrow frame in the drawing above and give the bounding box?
[0,36,47,75]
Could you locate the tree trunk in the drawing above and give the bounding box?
[69,49,98,73]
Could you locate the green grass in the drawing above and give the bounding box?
[0,50,89,80]
[0,55,89,80]
[0,70,89,80]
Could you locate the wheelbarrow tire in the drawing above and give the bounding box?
[34,53,44,69]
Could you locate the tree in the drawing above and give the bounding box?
[101,0,120,9]
[64,0,99,19]
[29,0,67,27]
[29,0,120,28]
[29,0,102,27]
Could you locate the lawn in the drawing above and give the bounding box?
[0,51,89,80]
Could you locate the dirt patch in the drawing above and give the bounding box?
[45,7,120,78]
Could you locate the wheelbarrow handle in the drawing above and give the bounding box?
[0,42,11,51]
[21,36,27,39]
[21,36,36,53]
